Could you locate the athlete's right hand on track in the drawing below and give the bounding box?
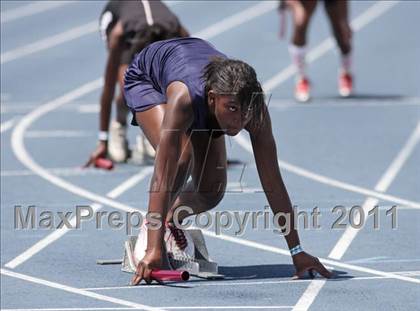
[292,252,332,279]
[84,141,107,167]
[131,251,163,285]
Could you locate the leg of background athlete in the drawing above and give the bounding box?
[108,64,130,162]
[116,65,129,125]
[288,0,318,46]
[287,0,318,101]
[325,0,353,96]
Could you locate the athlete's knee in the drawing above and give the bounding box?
[197,180,226,208]
[294,1,315,29]
[294,12,311,32]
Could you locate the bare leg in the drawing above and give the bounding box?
[287,1,318,101]
[135,105,193,205]
[288,0,318,47]
[168,131,227,223]
[325,0,353,96]
[325,0,352,55]
[135,107,227,223]
[116,65,129,125]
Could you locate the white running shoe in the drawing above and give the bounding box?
[132,134,156,163]
[142,135,156,159]
[164,222,195,261]
[108,121,129,162]
[133,221,149,266]
[133,221,194,266]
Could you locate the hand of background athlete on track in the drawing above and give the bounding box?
[131,251,163,286]
[292,251,332,279]
[84,141,107,168]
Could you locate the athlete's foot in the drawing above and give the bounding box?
[164,222,194,260]
[338,72,353,97]
[295,77,311,102]
[142,134,156,160]
[108,121,129,162]
[133,134,155,164]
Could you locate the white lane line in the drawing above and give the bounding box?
[6,0,416,293]
[8,83,420,284]
[82,272,420,291]
[25,130,93,138]
[6,3,281,268]
[5,78,149,269]
[1,117,16,133]
[200,229,420,285]
[0,307,292,311]
[1,1,274,65]
[0,1,75,24]
[292,8,420,303]
[4,167,152,269]
[1,21,98,64]
[269,98,420,108]
[348,258,420,264]
[0,0,178,25]
[330,122,420,259]
[1,167,142,177]
[7,10,418,279]
[374,122,420,195]
[11,98,419,114]
[1,104,39,113]
[107,167,153,198]
[0,268,163,311]
[263,0,401,93]
[234,133,420,210]
[292,282,324,311]
[8,79,420,284]
[194,1,277,39]
[293,122,419,311]
[345,256,388,264]
[2,103,96,113]
[77,104,100,113]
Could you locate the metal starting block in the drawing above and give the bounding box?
[121,229,224,280]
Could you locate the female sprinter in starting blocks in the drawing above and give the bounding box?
[85,0,188,166]
[123,37,332,285]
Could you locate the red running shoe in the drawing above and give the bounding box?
[339,72,353,97]
[295,77,311,102]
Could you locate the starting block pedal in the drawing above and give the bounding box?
[121,229,224,280]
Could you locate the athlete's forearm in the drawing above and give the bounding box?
[99,48,121,132]
[250,117,301,250]
[99,92,113,132]
[264,186,301,249]
[99,20,124,133]
[146,132,183,251]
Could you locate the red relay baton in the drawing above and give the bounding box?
[150,270,190,282]
[94,158,114,170]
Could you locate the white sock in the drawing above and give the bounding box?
[289,44,307,79]
[341,52,352,74]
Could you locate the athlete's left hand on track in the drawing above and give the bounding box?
[292,252,332,279]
